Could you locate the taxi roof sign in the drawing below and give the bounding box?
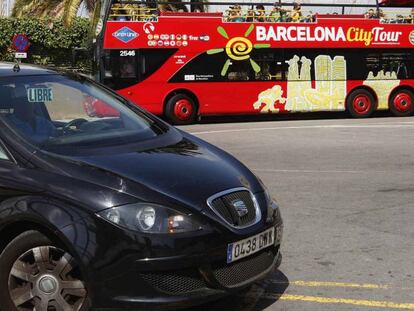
[12,34,30,53]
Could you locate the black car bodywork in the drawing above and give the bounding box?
[0,63,283,311]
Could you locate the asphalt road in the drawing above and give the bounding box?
[180,115,414,311]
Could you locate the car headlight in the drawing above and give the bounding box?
[265,190,282,223]
[97,203,203,234]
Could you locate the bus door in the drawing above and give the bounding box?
[169,49,286,114]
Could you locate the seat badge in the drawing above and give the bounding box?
[232,199,248,217]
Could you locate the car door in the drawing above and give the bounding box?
[0,142,37,205]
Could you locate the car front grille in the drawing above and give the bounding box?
[212,249,276,287]
[209,190,258,227]
[139,269,207,295]
[139,247,279,294]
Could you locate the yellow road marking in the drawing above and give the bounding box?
[271,280,413,290]
[279,294,414,309]
[289,280,390,289]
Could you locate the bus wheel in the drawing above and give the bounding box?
[346,89,376,118]
[165,94,197,125]
[389,90,414,117]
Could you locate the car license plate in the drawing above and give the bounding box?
[227,228,275,263]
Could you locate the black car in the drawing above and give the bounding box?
[0,63,283,311]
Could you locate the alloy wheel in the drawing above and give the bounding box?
[8,246,86,311]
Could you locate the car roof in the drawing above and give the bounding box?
[0,62,62,78]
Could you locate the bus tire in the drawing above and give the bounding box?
[346,89,376,118]
[165,94,197,125]
[389,89,414,117]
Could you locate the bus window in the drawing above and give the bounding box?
[170,49,285,83]
[344,49,381,81]
[284,49,324,81]
[227,61,253,81]
[251,50,285,81]
[254,63,272,81]
[381,52,413,80]
[104,50,139,90]
[365,52,382,79]
[345,49,413,81]
[139,49,177,81]
[170,52,229,83]
[104,49,176,90]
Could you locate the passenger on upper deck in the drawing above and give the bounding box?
[302,10,315,23]
[193,5,204,13]
[288,2,302,22]
[255,5,267,22]
[378,9,386,20]
[408,8,414,23]
[268,3,287,22]
[223,2,316,23]
[158,4,173,13]
[228,5,244,22]
[159,1,189,13]
[365,9,377,19]
[111,3,128,21]
[245,8,255,22]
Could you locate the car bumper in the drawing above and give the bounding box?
[61,215,283,311]
[95,247,282,311]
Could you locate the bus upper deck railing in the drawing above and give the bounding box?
[108,1,414,24]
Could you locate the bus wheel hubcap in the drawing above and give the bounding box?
[8,246,86,311]
[174,99,193,120]
[394,93,412,112]
[353,95,371,114]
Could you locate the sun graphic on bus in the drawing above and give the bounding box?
[207,24,270,76]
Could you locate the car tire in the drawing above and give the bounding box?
[389,89,414,117]
[0,230,88,311]
[346,89,376,118]
[165,94,197,125]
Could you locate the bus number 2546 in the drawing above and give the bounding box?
[120,50,136,57]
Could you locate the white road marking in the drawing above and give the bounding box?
[189,123,414,135]
[252,168,370,174]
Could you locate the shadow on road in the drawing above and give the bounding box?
[193,111,392,125]
[188,269,289,311]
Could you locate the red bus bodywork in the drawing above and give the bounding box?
[102,14,414,120]
[380,0,413,6]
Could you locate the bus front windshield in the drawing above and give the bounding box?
[0,74,165,154]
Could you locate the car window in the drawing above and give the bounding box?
[0,145,8,160]
[0,74,166,155]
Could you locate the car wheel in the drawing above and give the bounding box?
[346,89,376,118]
[0,231,88,311]
[389,89,414,117]
[165,94,197,125]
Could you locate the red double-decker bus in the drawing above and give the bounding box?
[92,1,414,124]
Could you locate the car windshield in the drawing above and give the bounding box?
[0,74,166,154]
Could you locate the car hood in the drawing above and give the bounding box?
[54,132,262,212]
